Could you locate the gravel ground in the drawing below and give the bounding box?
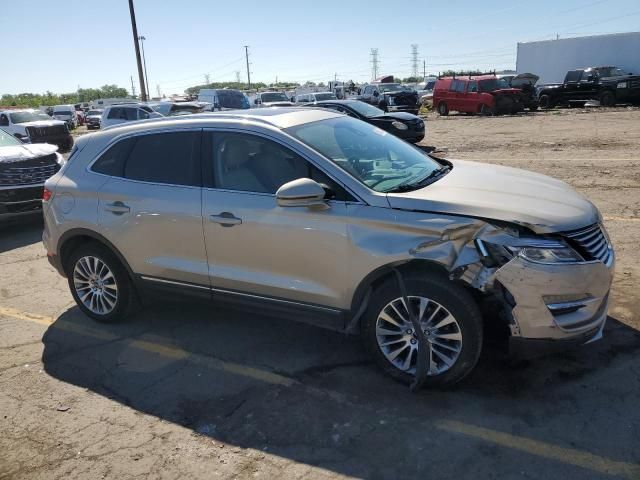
[1,107,639,479]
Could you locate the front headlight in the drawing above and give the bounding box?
[477,237,583,266]
[391,121,409,130]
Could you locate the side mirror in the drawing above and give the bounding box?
[373,91,379,97]
[276,178,327,207]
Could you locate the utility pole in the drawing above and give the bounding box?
[423,60,426,79]
[128,0,147,101]
[138,35,150,99]
[205,74,210,85]
[130,75,137,97]
[235,71,241,84]
[411,44,419,79]
[156,84,161,98]
[244,45,251,89]
[370,48,379,80]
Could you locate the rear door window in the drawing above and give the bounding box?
[107,108,122,119]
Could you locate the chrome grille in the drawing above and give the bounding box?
[564,224,612,265]
[0,154,60,186]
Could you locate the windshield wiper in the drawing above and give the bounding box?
[383,166,450,193]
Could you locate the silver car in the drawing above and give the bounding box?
[42,109,614,387]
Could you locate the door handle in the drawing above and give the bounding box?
[210,212,242,227]
[104,201,130,215]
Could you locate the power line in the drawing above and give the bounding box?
[370,48,379,80]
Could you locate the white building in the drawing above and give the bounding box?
[516,32,640,84]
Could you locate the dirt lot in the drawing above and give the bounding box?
[1,108,639,479]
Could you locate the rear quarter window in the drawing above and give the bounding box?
[91,137,136,176]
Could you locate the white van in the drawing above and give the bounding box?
[52,105,78,129]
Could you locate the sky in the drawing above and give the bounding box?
[3,0,640,96]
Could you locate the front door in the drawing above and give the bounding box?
[201,130,352,311]
[95,130,209,287]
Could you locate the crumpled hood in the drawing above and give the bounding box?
[0,143,58,163]
[386,159,599,233]
[18,119,66,128]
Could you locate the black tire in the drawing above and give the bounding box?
[600,90,616,107]
[437,102,449,116]
[538,94,553,109]
[65,242,134,323]
[479,104,494,116]
[361,272,483,387]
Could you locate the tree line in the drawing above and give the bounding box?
[1,85,130,108]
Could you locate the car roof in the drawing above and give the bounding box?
[100,108,341,133]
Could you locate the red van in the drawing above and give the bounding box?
[433,76,524,116]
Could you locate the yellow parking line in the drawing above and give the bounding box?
[0,305,296,387]
[437,420,640,479]
[0,306,53,326]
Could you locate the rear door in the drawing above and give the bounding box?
[95,129,209,288]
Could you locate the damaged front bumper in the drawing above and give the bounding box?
[493,254,614,355]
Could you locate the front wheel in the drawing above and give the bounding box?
[437,102,449,116]
[361,273,483,387]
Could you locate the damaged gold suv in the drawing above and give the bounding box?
[42,109,614,387]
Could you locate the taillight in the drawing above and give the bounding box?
[42,188,53,202]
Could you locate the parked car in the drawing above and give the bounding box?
[433,76,524,116]
[0,109,73,151]
[536,66,640,108]
[252,91,295,107]
[310,99,425,143]
[415,78,437,102]
[85,109,103,130]
[43,108,614,387]
[498,73,539,111]
[295,92,338,104]
[359,79,419,114]
[0,127,65,221]
[52,105,78,129]
[76,110,85,126]
[149,101,206,116]
[100,104,162,128]
[197,89,250,111]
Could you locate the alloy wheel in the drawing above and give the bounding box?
[73,256,119,315]
[375,296,463,375]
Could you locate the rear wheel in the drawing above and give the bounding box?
[600,90,616,107]
[437,102,449,116]
[361,273,483,387]
[538,94,553,109]
[66,243,134,323]
[479,104,493,116]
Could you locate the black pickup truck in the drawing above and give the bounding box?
[537,66,640,108]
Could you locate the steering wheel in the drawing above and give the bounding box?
[347,156,366,176]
